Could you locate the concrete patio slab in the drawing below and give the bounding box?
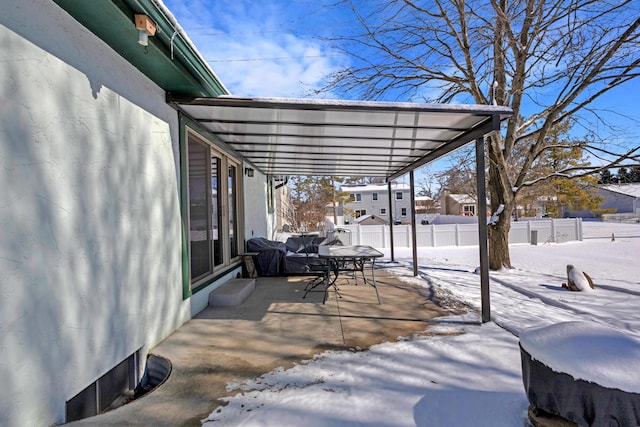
[67,268,461,426]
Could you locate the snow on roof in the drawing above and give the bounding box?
[448,194,476,204]
[353,214,373,223]
[599,183,640,198]
[342,183,411,192]
[519,321,640,393]
[221,96,514,115]
[353,214,387,224]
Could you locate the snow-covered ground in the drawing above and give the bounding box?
[203,221,640,427]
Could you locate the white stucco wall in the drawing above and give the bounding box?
[0,2,190,425]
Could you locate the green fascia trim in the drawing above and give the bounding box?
[53,0,227,98]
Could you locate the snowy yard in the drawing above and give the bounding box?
[203,221,640,427]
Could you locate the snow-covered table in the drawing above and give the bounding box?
[520,321,640,426]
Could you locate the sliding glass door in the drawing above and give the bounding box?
[187,130,241,287]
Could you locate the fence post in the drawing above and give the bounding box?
[576,218,582,241]
[382,225,387,248]
[431,223,436,247]
[406,225,411,248]
[551,219,557,242]
[455,223,460,246]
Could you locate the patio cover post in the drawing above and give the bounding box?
[409,170,419,277]
[475,137,491,323]
[388,182,395,261]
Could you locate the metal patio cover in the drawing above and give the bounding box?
[169,95,512,180]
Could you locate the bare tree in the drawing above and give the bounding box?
[319,0,640,269]
[415,165,439,198]
[436,148,478,198]
[288,176,352,231]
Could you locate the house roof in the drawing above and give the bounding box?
[448,194,477,204]
[168,95,512,180]
[599,183,640,198]
[354,215,388,225]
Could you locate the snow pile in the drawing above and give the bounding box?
[520,321,640,393]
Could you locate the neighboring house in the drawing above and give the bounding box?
[1,2,267,425]
[342,183,412,224]
[597,183,640,215]
[440,192,479,216]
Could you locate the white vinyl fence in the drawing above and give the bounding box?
[334,218,583,248]
[602,213,640,223]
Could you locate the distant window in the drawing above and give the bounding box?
[380,208,386,215]
[401,207,407,216]
[355,193,362,202]
[463,205,476,215]
[355,209,367,218]
[396,192,403,200]
[372,192,378,201]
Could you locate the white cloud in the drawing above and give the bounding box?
[206,36,339,97]
[164,0,345,97]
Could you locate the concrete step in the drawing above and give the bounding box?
[208,278,256,307]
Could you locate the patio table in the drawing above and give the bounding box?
[303,245,383,304]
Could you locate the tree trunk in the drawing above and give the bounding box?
[488,212,512,270]
[487,134,513,270]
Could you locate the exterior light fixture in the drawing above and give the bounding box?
[245,168,254,177]
[134,14,156,47]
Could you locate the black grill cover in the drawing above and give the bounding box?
[521,345,640,426]
[246,238,286,276]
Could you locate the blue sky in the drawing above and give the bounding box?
[164,0,348,98]
[162,0,639,177]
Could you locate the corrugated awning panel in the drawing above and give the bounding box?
[169,96,512,179]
